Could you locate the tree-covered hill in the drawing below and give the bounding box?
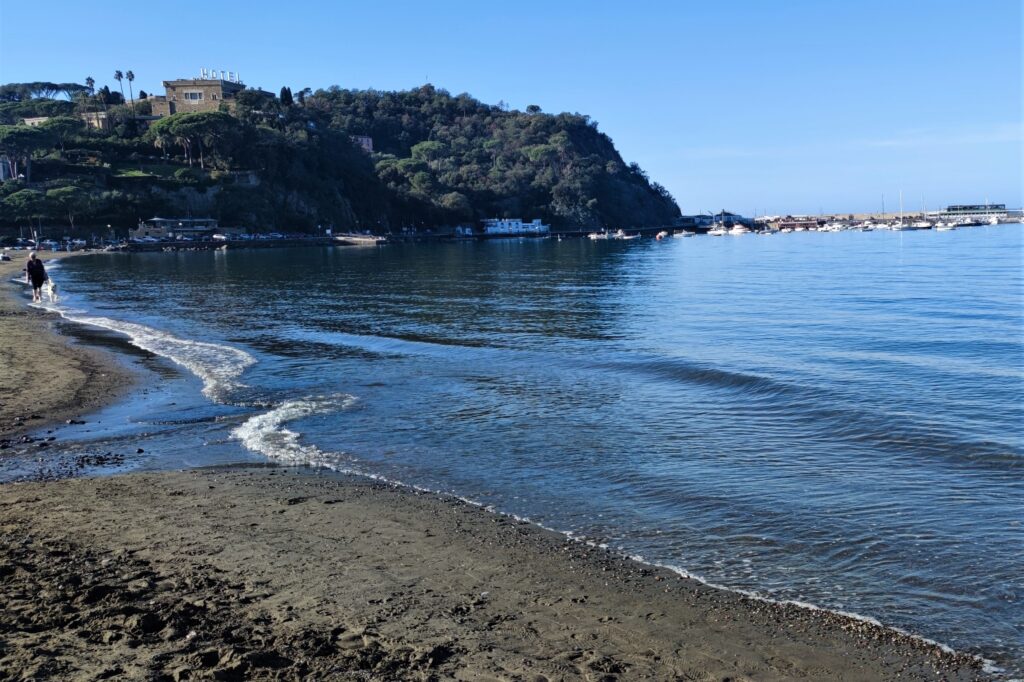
[307,85,679,227]
[1,81,679,234]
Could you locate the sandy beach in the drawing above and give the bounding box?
[0,252,135,442]
[0,252,991,681]
[0,467,987,681]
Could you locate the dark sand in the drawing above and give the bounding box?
[0,467,986,681]
[0,252,990,680]
[0,253,135,441]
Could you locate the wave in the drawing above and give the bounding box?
[606,357,801,400]
[604,356,1022,468]
[231,394,357,466]
[33,300,255,402]
[228,394,996,677]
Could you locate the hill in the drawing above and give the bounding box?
[0,81,679,234]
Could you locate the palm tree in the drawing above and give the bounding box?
[114,70,125,106]
[125,70,136,118]
[84,76,95,114]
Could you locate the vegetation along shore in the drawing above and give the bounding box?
[1,79,679,238]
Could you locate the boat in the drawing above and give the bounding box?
[707,226,728,236]
[988,216,1000,225]
[481,218,551,237]
[890,191,913,230]
[673,231,695,238]
[780,227,794,234]
[911,220,932,229]
[588,231,610,240]
[334,234,387,246]
[729,225,750,235]
[935,224,956,232]
[793,226,807,232]
[655,230,670,240]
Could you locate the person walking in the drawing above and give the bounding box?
[25,252,47,303]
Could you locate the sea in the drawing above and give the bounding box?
[4,226,1022,676]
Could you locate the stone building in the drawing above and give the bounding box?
[150,78,246,117]
[80,111,112,131]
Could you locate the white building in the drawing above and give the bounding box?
[927,204,1009,221]
[481,218,550,236]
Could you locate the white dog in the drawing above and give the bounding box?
[43,279,59,304]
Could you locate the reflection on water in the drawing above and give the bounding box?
[11,228,1024,674]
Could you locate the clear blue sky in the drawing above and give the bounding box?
[1,0,1020,215]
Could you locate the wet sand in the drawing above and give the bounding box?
[0,466,986,680]
[0,253,135,441]
[0,251,991,680]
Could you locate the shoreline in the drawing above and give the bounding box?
[0,466,989,680]
[0,252,138,441]
[0,249,999,679]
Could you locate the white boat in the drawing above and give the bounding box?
[988,216,999,225]
[673,231,695,238]
[588,231,610,240]
[793,226,807,232]
[890,191,912,230]
[935,224,956,231]
[729,225,750,235]
[708,227,727,236]
[780,227,794,234]
[911,220,932,229]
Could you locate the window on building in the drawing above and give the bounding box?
[184,92,204,101]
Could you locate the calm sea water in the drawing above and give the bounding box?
[7,227,1023,674]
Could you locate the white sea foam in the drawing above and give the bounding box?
[231,395,357,466]
[230,394,997,674]
[32,300,255,402]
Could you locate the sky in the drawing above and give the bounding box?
[1,0,1020,215]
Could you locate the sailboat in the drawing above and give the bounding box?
[891,191,913,230]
